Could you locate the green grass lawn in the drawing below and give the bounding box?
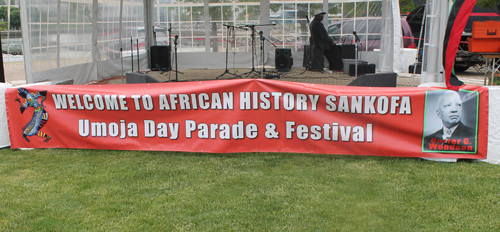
[1,148,499,231]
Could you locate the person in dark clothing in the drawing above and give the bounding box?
[309,10,342,71]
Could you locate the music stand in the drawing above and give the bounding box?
[216,24,245,79]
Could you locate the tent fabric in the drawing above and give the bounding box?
[19,0,397,85]
[485,86,500,164]
[420,0,450,84]
[0,83,13,148]
[378,0,402,73]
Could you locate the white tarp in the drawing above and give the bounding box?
[0,83,13,148]
[485,86,500,164]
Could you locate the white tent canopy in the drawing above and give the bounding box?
[19,0,416,85]
[420,0,451,83]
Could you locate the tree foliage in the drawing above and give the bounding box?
[400,0,419,14]
[0,6,20,29]
[476,0,500,20]
[10,8,19,29]
[0,6,8,21]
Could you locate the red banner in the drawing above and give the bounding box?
[5,79,488,159]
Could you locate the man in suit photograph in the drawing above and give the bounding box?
[423,90,477,153]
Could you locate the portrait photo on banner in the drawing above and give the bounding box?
[422,90,478,154]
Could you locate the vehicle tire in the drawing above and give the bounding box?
[454,65,469,72]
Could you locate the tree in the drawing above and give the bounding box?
[476,0,500,20]
[0,6,20,29]
[10,8,19,29]
[400,0,419,14]
[0,6,7,21]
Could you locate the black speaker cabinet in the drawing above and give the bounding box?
[150,45,171,71]
[348,62,376,76]
[349,63,366,76]
[367,63,376,73]
[275,48,293,72]
[409,62,421,74]
[339,45,355,59]
[347,73,397,87]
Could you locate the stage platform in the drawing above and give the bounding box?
[90,67,487,87]
[90,67,426,87]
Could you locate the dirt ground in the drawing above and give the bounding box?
[3,61,25,83]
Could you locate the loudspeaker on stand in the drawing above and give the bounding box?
[275,48,293,72]
[150,45,171,71]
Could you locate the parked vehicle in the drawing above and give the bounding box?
[406,5,499,72]
[327,17,416,51]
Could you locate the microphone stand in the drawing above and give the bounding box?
[353,31,361,78]
[168,23,174,71]
[174,35,179,81]
[259,30,277,79]
[130,37,134,73]
[168,23,172,48]
[242,24,276,78]
[164,24,183,78]
[243,25,259,77]
[137,38,140,73]
[216,24,245,79]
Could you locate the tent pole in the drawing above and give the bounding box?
[119,0,124,83]
[411,6,427,87]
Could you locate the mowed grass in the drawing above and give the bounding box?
[0,149,499,231]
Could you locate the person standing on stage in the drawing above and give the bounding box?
[309,10,337,71]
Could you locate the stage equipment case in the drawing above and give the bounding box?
[468,21,500,53]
